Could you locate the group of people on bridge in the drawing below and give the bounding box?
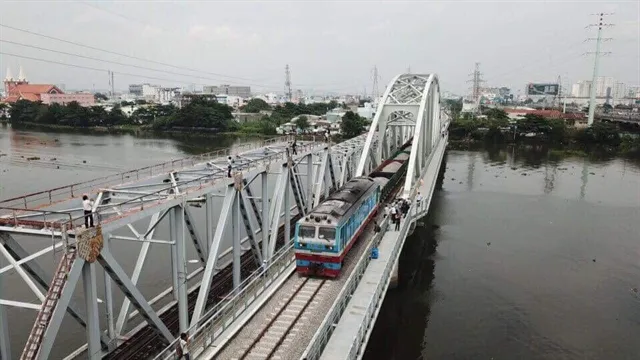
[384,192,423,231]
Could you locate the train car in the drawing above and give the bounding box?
[369,142,412,201]
[294,177,380,278]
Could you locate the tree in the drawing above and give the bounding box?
[483,108,509,122]
[94,93,108,101]
[341,111,365,138]
[243,98,271,113]
[0,103,7,120]
[9,100,42,124]
[295,115,310,132]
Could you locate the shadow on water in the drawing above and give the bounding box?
[363,153,448,360]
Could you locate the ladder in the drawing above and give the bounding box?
[20,248,77,360]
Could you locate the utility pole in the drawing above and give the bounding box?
[586,13,613,126]
[284,64,292,102]
[107,71,111,97]
[371,66,380,101]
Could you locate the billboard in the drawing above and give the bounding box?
[527,83,559,96]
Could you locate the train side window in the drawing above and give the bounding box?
[318,227,335,241]
[299,226,316,238]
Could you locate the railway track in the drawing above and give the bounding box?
[103,215,301,360]
[234,277,326,360]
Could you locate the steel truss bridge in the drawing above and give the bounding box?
[0,73,448,360]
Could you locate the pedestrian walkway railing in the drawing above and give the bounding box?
[0,140,324,230]
[0,136,297,211]
[153,243,297,360]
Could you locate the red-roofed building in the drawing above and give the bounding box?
[2,66,94,106]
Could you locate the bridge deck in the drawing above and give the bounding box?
[206,214,381,360]
[320,137,447,360]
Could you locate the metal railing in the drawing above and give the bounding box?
[153,243,297,360]
[0,140,323,230]
[0,136,294,211]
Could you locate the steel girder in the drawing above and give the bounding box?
[0,137,373,359]
[356,74,440,177]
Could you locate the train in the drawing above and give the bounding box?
[293,141,413,278]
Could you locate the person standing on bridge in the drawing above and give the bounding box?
[177,332,190,360]
[227,156,233,178]
[292,139,298,155]
[416,192,423,210]
[82,195,94,228]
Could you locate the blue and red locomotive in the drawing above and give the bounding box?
[293,177,380,278]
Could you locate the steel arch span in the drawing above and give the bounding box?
[355,73,446,199]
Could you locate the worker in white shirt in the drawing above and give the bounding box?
[178,332,190,360]
[416,192,423,210]
[227,156,233,178]
[82,195,94,228]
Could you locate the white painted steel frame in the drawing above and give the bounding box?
[0,136,373,359]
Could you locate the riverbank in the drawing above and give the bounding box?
[448,137,640,159]
[5,121,278,138]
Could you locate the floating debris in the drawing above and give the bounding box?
[486,242,491,246]
[26,156,40,161]
[50,157,57,161]
[82,160,87,163]
[590,172,595,175]
[521,173,527,176]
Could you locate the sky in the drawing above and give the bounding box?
[0,0,638,96]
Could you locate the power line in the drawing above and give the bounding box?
[0,24,263,84]
[0,51,227,87]
[0,39,280,89]
[0,24,363,90]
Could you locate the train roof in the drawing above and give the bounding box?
[310,177,376,219]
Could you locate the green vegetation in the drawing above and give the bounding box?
[6,98,352,137]
[446,106,639,155]
[242,98,271,113]
[9,100,129,127]
[341,111,367,139]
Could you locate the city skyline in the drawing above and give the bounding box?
[0,1,638,95]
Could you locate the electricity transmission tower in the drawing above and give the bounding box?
[285,64,292,102]
[586,13,613,126]
[371,66,380,101]
[467,62,484,105]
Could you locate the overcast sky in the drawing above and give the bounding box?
[0,0,638,95]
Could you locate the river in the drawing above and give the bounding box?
[365,147,640,360]
[1,125,639,359]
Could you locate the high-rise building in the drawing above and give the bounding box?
[595,76,615,97]
[571,81,592,97]
[612,82,626,99]
[203,84,251,98]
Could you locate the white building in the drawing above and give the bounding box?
[357,102,375,120]
[595,76,615,97]
[571,81,592,97]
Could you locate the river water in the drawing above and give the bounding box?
[2,125,640,359]
[366,147,640,360]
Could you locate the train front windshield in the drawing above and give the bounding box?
[298,226,316,238]
[318,228,335,242]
